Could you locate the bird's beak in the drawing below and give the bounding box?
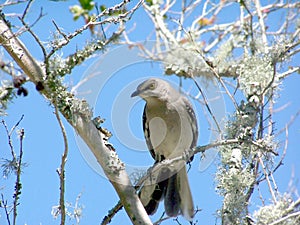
[131,90,140,97]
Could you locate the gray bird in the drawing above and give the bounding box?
[131,78,198,220]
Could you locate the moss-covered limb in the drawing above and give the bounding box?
[217,144,255,225]
[47,28,123,77]
[216,94,280,224]
[46,0,143,61]
[216,124,279,224]
[254,195,300,225]
[0,15,153,225]
[39,0,142,78]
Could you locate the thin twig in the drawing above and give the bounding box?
[269,211,300,225]
[192,77,222,134]
[18,6,47,59]
[212,69,239,110]
[1,115,24,160]
[254,0,267,46]
[285,197,300,215]
[1,194,11,225]
[21,0,34,20]
[258,153,277,203]
[8,115,24,136]
[278,66,300,80]
[1,116,25,225]
[101,201,123,225]
[52,20,68,41]
[257,125,288,183]
[2,120,16,158]
[54,105,69,225]
[13,128,25,225]
[276,109,300,137]
[153,213,170,225]
[0,0,28,7]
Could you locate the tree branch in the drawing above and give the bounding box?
[54,105,68,225]
[1,194,11,225]
[0,15,152,225]
[13,128,24,225]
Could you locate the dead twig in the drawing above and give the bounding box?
[54,105,69,225]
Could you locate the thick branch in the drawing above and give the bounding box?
[0,16,152,225]
[0,17,43,84]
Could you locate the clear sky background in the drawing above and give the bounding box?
[1,1,300,225]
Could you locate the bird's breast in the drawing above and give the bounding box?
[145,102,193,161]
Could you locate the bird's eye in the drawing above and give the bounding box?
[149,82,156,90]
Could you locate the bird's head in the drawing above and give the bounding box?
[131,78,174,102]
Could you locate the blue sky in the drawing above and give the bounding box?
[1,1,300,225]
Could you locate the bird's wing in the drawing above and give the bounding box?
[142,103,156,160]
[182,97,198,161]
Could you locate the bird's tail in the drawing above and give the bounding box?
[139,169,169,215]
[139,164,194,220]
[164,165,194,221]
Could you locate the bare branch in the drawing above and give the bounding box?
[0,0,28,7]
[269,211,300,225]
[192,77,222,134]
[1,194,11,225]
[12,128,25,225]
[101,201,123,225]
[0,116,25,225]
[1,115,24,158]
[254,0,267,45]
[21,0,33,20]
[258,153,277,203]
[54,105,69,225]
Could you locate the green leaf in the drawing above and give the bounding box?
[145,0,153,6]
[79,0,95,11]
[99,4,106,12]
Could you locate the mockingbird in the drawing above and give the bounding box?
[131,78,198,220]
